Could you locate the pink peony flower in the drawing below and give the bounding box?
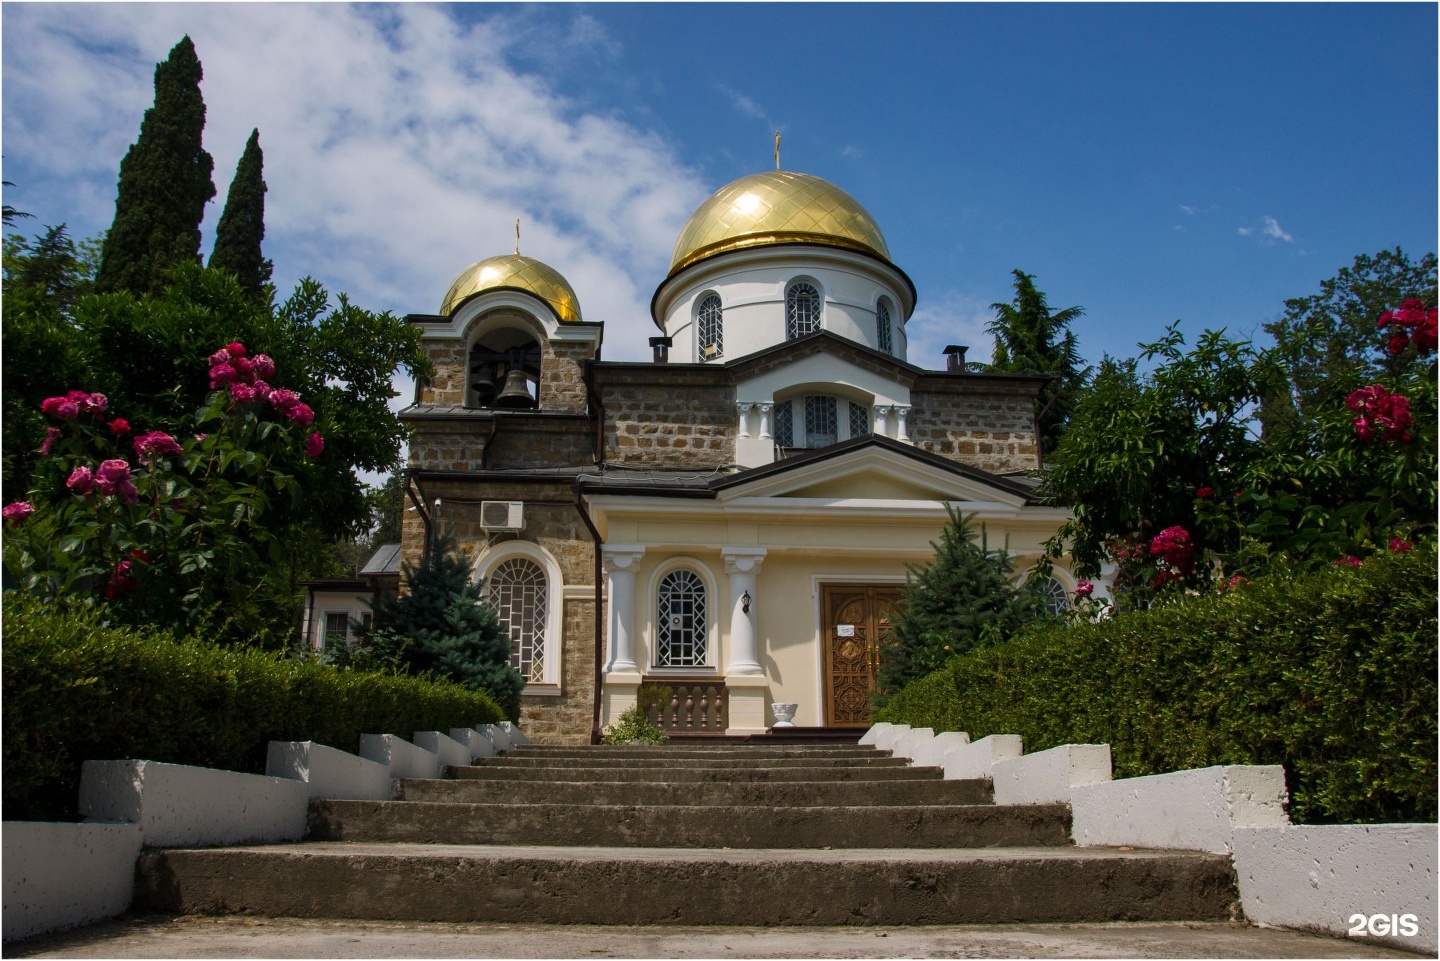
[41,395,80,420]
[107,418,131,435]
[39,426,61,456]
[79,392,107,415]
[1334,555,1363,568]
[1347,386,1414,443]
[3,501,35,525]
[1074,580,1093,598]
[251,354,276,379]
[209,363,238,388]
[229,381,262,404]
[1387,333,1410,355]
[304,432,325,457]
[208,347,231,367]
[1195,486,1215,499]
[267,388,300,412]
[1390,537,1413,553]
[94,459,138,504]
[286,402,315,427]
[225,341,247,359]
[133,430,183,466]
[66,465,95,497]
[104,558,139,598]
[1148,526,1195,574]
[232,356,254,381]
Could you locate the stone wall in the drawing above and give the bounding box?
[908,377,1041,474]
[597,368,737,468]
[404,413,592,473]
[397,479,598,745]
[416,311,594,413]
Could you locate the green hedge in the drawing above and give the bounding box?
[2,593,505,820]
[878,545,1437,824]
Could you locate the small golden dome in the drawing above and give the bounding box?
[439,254,582,323]
[668,171,892,277]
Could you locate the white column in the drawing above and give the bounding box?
[722,548,767,676]
[735,402,754,439]
[757,403,773,440]
[874,405,892,439]
[894,405,911,443]
[602,546,646,673]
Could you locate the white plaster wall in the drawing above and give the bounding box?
[1233,823,1437,954]
[1071,765,1289,853]
[658,253,910,363]
[736,352,911,408]
[2,822,142,943]
[941,734,1024,780]
[78,760,307,847]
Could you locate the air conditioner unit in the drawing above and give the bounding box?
[481,501,524,531]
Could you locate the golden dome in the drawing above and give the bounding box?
[668,171,892,277]
[439,254,582,323]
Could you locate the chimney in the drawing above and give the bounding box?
[944,344,968,372]
[649,337,672,364]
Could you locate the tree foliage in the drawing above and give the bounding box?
[369,530,525,719]
[208,128,273,301]
[94,36,215,297]
[986,270,1089,457]
[882,507,1042,697]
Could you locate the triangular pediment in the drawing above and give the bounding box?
[713,436,1033,509]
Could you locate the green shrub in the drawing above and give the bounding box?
[2,592,504,820]
[878,544,1437,824]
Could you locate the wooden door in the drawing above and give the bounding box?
[821,585,903,727]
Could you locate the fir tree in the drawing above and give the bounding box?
[987,270,1089,459]
[208,129,273,301]
[369,530,524,718]
[880,507,1042,698]
[94,36,215,296]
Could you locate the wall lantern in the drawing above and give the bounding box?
[741,590,752,614]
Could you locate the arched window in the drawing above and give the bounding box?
[1035,576,1070,617]
[876,299,894,354]
[486,556,549,682]
[697,294,723,360]
[804,395,838,447]
[786,282,821,339]
[656,569,707,668]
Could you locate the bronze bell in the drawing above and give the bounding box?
[470,365,498,406]
[494,368,537,409]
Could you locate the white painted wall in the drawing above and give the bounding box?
[267,741,393,800]
[1234,823,1437,954]
[991,744,1112,805]
[2,822,142,943]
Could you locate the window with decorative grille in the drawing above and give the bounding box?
[773,400,794,447]
[698,294,723,360]
[657,569,707,667]
[804,395,838,447]
[487,557,548,683]
[786,282,821,339]
[877,299,893,354]
[849,401,871,438]
[1037,577,1070,616]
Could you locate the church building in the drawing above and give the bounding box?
[396,169,1076,743]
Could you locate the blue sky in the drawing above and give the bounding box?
[4,3,1436,382]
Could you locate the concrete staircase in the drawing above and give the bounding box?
[134,743,1238,925]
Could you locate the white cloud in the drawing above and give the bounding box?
[903,289,996,372]
[1179,204,1196,215]
[1,4,710,364]
[1237,226,1254,237]
[1261,215,1293,243]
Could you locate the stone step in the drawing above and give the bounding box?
[471,755,916,769]
[307,800,1070,849]
[446,763,944,783]
[509,745,887,760]
[399,776,993,807]
[136,842,1239,925]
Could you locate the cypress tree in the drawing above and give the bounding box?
[987,270,1089,459]
[94,36,215,296]
[369,530,525,719]
[880,507,1042,698]
[209,128,273,300]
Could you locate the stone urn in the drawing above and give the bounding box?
[770,702,798,728]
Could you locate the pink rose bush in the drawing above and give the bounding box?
[4,341,328,615]
[1346,385,1413,444]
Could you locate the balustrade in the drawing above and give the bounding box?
[643,679,728,734]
